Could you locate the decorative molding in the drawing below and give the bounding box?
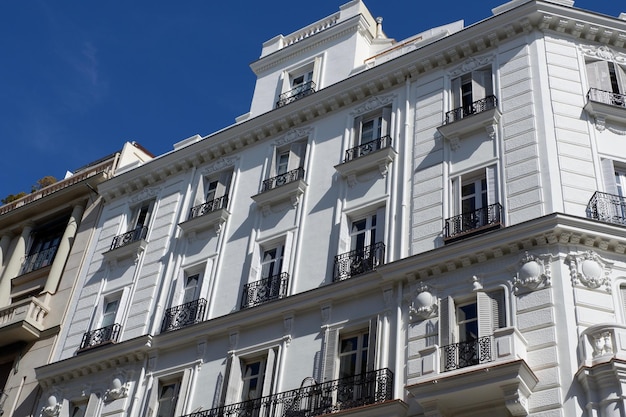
[104,370,130,402]
[408,283,438,321]
[580,44,626,64]
[449,54,494,77]
[128,186,161,204]
[350,93,396,116]
[200,156,239,176]
[566,250,613,292]
[274,127,314,147]
[513,251,552,293]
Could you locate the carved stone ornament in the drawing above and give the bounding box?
[201,155,239,176]
[104,372,130,402]
[41,394,62,417]
[350,93,396,116]
[449,54,494,77]
[128,186,161,204]
[567,250,613,292]
[580,45,626,64]
[274,127,314,147]
[408,283,438,321]
[513,251,551,293]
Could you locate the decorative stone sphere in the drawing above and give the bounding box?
[519,260,541,280]
[414,290,433,310]
[112,377,122,390]
[582,259,602,279]
[47,395,58,407]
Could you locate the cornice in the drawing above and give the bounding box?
[98,1,626,203]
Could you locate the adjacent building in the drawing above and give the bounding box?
[27,1,626,416]
[0,142,152,416]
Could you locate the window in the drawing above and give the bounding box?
[448,67,494,123]
[270,142,306,178]
[131,200,155,231]
[446,166,500,240]
[321,321,377,383]
[335,209,385,281]
[203,170,232,204]
[69,403,86,417]
[157,379,181,417]
[101,297,120,328]
[21,220,65,274]
[182,273,200,304]
[242,358,266,401]
[277,61,319,107]
[355,107,391,146]
[338,331,369,379]
[291,70,313,95]
[260,245,284,279]
[440,289,505,371]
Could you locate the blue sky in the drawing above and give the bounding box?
[0,0,622,200]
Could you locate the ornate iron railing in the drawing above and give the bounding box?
[443,203,503,241]
[587,87,626,108]
[344,135,392,162]
[19,245,59,275]
[180,368,393,417]
[261,168,305,193]
[276,81,317,108]
[110,226,148,251]
[189,196,229,220]
[241,273,289,309]
[333,242,385,282]
[444,95,498,124]
[442,336,493,371]
[161,298,207,333]
[79,323,121,351]
[587,191,626,225]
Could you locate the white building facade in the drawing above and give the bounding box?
[33,1,626,417]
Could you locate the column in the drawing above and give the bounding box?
[44,204,85,295]
[0,223,33,306]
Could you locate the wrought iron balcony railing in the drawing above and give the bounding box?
[587,87,626,108]
[110,226,148,251]
[442,336,493,371]
[344,135,392,163]
[443,203,503,242]
[333,242,385,282]
[19,245,59,275]
[587,191,626,225]
[261,168,305,193]
[189,196,229,220]
[180,368,393,417]
[161,298,207,333]
[276,81,317,108]
[241,273,289,309]
[78,323,121,351]
[444,95,498,124]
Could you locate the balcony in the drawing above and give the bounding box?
[240,273,289,309]
[78,323,121,352]
[443,203,503,243]
[408,327,537,416]
[161,298,207,333]
[442,336,492,371]
[437,96,501,149]
[180,368,393,417]
[586,191,626,226]
[179,196,230,237]
[333,242,385,282]
[334,135,397,185]
[276,81,316,108]
[251,168,307,215]
[19,245,58,275]
[103,226,148,263]
[0,297,49,347]
[584,88,626,127]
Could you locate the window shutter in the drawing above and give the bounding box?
[476,292,494,338]
[451,177,461,216]
[381,106,392,137]
[222,355,240,405]
[354,116,363,146]
[615,63,626,94]
[586,60,612,91]
[262,349,277,397]
[451,77,462,109]
[489,289,505,329]
[322,328,339,382]
[216,170,233,198]
[439,296,453,346]
[288,142,307,171]
[620,285,626,323]
[367,317,378,372]
[601,158,618,195]
[375,207,386,246]
[486,165,498,206]
[473,68,492,99]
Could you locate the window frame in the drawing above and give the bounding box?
[129,199,155,232]
[451,165,498,217]
[450,66,494,111]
